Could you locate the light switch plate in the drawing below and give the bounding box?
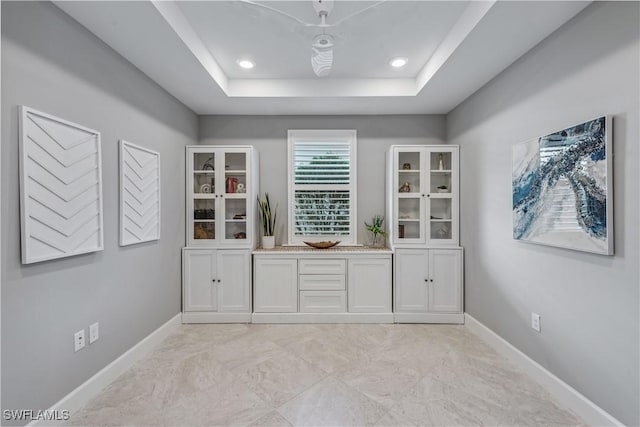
[531,312,541,332]
[89,322,99,344]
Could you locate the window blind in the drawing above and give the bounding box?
[292,140,353,237]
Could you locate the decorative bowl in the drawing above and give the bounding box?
[303,241,341,249]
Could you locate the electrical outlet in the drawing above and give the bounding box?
[74,329,85,352]
[531,312,541,333]
[89,322,99,344]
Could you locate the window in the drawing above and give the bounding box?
[287,130,357,245]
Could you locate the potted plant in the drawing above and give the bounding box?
[365,215,387,247]
[257,193,278,249]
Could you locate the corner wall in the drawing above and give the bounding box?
[199,115,446,245]
[446,2,639,424]
[1,1,197,420]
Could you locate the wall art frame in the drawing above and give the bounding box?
[119,140,161,246]
[19,106,104,264]
[512,116,613,255]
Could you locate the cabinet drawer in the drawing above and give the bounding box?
[299,291,346,313]
[299,274,345,291]
[299,259,346,275]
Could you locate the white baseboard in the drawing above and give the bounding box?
[182,312,251,323]
[28,313,182,427]
[464,313,623,427]
[251,312,394,323]
[394,312,464,324]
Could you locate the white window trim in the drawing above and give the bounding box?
[287,129,357,246]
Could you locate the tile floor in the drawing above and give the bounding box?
[68,324,584,426]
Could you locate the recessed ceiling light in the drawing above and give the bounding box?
[390,57,408,68]
[237,59,255,69]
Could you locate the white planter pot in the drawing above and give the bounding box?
[262,235,275,249]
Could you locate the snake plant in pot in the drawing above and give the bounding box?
[257,193,278,248]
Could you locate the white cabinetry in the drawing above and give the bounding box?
[182,145,258,324]
[394,248,463,323]
[387,145,464,324]
[253,258,298,313]
[252,249,393,323]
[386,145,459,247]
[182,249,251,323]
[348,258,392,313]
[186,146,258,248]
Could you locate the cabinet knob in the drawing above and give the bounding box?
[212,279,215,283]
[424,279,428,282]
[430,279,434,282]
[427,194,431,198]
[217,279,221,283]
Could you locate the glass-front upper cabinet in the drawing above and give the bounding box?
[186,146,257,248]
[387,145,459,247]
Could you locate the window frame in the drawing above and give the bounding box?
[287,129,358,246]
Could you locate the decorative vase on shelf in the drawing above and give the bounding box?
[369,233,383,248]
[262,235,275,249]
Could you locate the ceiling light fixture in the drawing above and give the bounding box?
[237,59,255,69]
[390,57,408,68]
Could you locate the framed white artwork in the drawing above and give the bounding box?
[19,106,104,264]
[119,140,161,246]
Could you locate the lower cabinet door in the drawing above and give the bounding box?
[254,258,298,312]
[299,291,346,313]
[183,250,217,312]
[395,249,429,312]
[347,258,392,313]
[218,250,250,312]
[428,249,463,313]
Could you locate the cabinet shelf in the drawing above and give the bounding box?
[388,145,459,247]
[187,146,257,248]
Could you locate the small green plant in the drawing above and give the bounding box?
[257,193,278,236]
[365,215,387,246]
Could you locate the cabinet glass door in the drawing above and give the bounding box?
[427,149,456,244]
[395,149,425,243]
[191,150,217,243]
[222,151,248,242]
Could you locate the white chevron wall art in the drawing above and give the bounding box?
[19,106,104,264]
[119,140,161,246]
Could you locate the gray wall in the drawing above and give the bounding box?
[199,115,446,245]
[446,2,639,425]
[1,1,198,419]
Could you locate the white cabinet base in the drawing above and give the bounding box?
[394,313,464,324]
[182,312,252,324]
[252,312,394,324]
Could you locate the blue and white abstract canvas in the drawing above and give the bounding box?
[512,116,613,255]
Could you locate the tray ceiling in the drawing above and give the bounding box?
[54,1,590,114]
